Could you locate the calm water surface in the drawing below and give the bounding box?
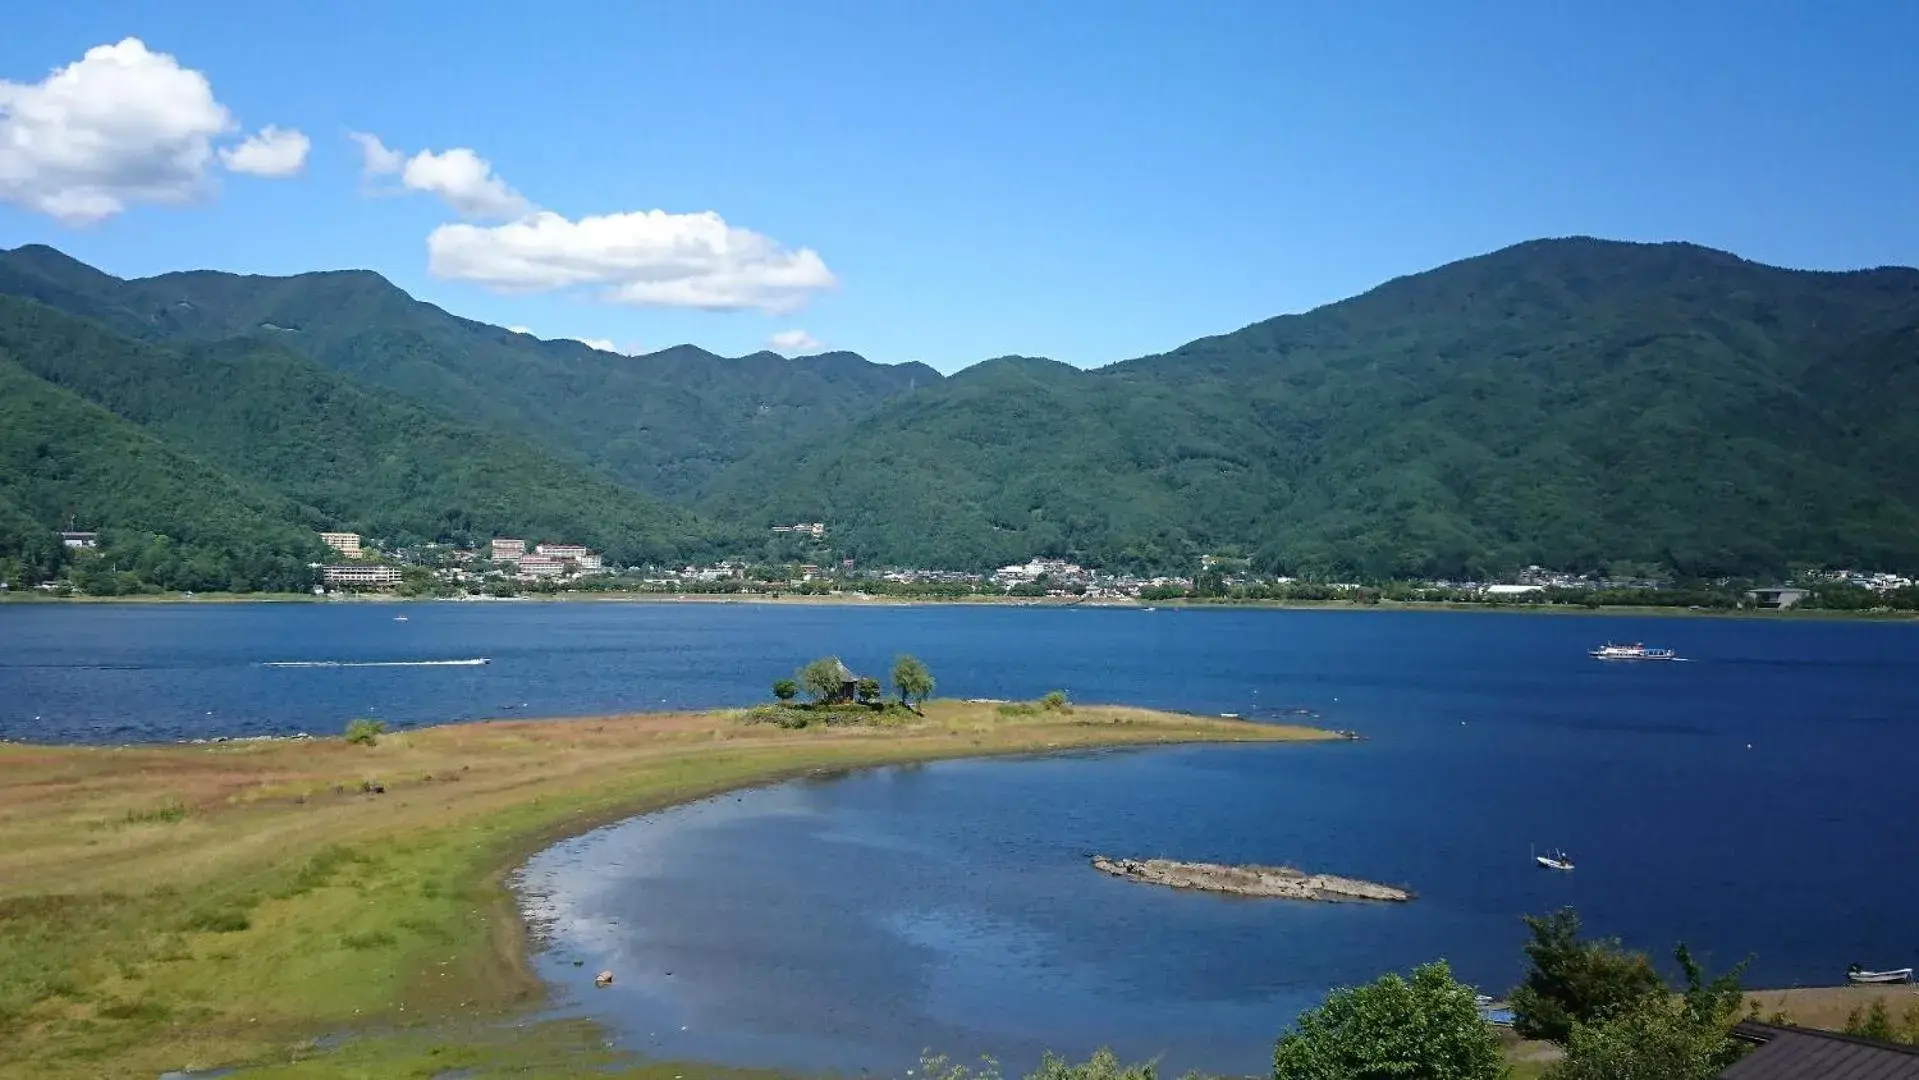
[4,603,1916,1074]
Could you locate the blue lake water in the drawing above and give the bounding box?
[4,602,1917,1075]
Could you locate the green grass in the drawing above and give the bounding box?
[0,703,1327,1079]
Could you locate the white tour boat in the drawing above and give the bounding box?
[1590,642,1676,661]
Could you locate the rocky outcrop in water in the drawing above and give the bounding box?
[1091,856,1411,902]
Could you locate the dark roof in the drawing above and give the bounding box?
[833,660,859,682]
[1719,1020,1919,1080]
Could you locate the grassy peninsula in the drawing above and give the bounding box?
[0,701,1327,1079]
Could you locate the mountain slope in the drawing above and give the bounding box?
[705,239,1919,577]
[0,246,941,499]
[0,297,720,567]
[0,357,327,592]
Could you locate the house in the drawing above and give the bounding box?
[58,531,98,549]
[1747,586,1811,610]
[318,532,362,557]
[535,543,590,560]
[490,538,526,561]
[827,660,861,703]
[1718,1020,1919,1078]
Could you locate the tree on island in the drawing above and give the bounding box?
[798,656,848,704]
[1271,960,1504,1080]
[892,654,935,708]
[1510,908,1667,1044]
[855,676,883,705]
[771,678,798,703]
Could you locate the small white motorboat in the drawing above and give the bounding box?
[1534,845,1575,872]
[1847,964,1913,984]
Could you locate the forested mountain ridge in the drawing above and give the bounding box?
[0,356,329,592]
[0,297,724,570]
[0,245,941,499]
[703,239,1919,577]
[6,237,1918,582]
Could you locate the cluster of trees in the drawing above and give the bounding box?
[951,907,1807,1080]
[771,654,935,711]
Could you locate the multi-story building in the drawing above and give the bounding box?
[319,532,363,557]
[573,552,604,571]
[490,538,527,561]
[321,564,400,586]
[535,543,591,560]
[58,531,99,549]
[516,555,567,578]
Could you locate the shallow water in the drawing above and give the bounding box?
[6,603,1915,1074]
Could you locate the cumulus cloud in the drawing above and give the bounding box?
[220,124,309,177]
[400,147,530,220]
[505,324,533,335]
[0,38,260,222]
[573,337,620,354]
[347,131,403,177]
[768,329,823,354]
[427,208,836,314]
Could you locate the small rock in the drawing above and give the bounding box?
[594,969,614,987]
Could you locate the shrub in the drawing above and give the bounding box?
[855,676,883,705]
[1040,689,1071,712]
[344,717,386,746]
[183,909,250,933]
[1273,960,1504,1080]
[772,678,798,703]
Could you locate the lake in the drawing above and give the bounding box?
[4,601,1916,1074]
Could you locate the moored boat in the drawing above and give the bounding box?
[1590,642,1676,661]
[1847,964,1914,984]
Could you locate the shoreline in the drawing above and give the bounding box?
[0,702,1330,1079]
[3,588,1914,621]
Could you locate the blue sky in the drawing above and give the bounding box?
[3,2,1916,372]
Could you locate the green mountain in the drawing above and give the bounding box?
[0,357,327,592]
[0,297,718,570]
[0,245,940,499]
[7,238,1918,582]
[702,239,1919,577]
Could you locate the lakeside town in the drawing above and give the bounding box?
[20,523,1912,613]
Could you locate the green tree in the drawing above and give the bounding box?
[1040,689,1071,712]
[1271,960,1505,1080]
[891,653,935,707]
[1845,1000,1896,1042]
[771,678,798,703]
[855,676,882,705]
[1548,997,1744,1080]
[1510,908,1667,1044]
[798,656,845,704]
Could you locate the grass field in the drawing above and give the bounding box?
[0,701,1328,1080]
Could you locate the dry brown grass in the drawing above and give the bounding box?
[1745,984,1919,1031]
[0,700,1327,1079]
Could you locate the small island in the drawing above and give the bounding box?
[1091,856,1412,903]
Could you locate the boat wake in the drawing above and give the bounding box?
[262,658,490,668]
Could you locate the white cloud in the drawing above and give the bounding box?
[220,124,309,177]
[506,324,533,335]
[399,147,530,220]
[768,329,823,354]
[347,131,402,177]
[573,337,620,354]
[427,208,836,314]
[0,37,252,223]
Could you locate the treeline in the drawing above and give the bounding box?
[944,907,1919,1080]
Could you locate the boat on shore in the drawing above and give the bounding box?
[1590,642,1676,661]
[1847,964,1914,984]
